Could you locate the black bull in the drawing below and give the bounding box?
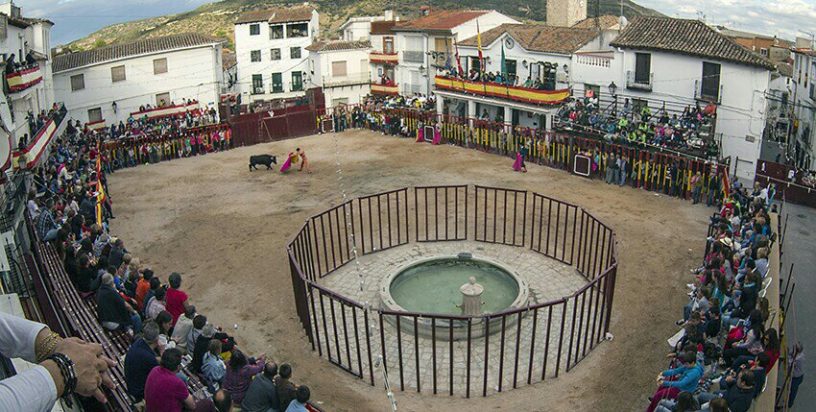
[249,154,277,171]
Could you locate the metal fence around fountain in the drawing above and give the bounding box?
[287,185,617,397]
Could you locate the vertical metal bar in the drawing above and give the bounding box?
[577,212,586,273]
[511,191,517,245]
[329,299,341,366]
[554,202,561,260]
[483,187,487,241]
[555,300,566,378]
[527,308,538,385]
[444,187,449,240]
[492,189,498,243]
[311,218,323,276]
[577,291,587,359]
[591,276,603,347]
[466,319,472,398]
[434,187,439,241]
[358,199,366,254]
[414,316,421,392]
[404,189,410,244]
[424,188,429,241]
[367,197,374,252]
[449,318,454,396]
[592,219,601,279]
[512,311,522,389]
[483,317,490,397]
[542,305,552,380]
[570,206,577,265]
[536,196,544,252]
[387,191,393,248]
[379,312,388,379]
[566,296,578,371]
[454,187,459,239]
[396,190,403,244]
[521,191,528,248]
[309,285,322,356]
[305,223,316,281]
[464,186,468,240]
[396,315,405,391]
[364,309,374,386]
[561,205,569,262]
[328,210,337,270]
[546,199,553,256]
[432,318,437,394]
[498,315,506,392]
[377,195,384,250]
[319,292,332,361]
[342,204,351,262]
[349,307,363,378]
[340,302,352,369]
[502,190,508,244]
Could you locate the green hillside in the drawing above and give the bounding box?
[65,0,663,52]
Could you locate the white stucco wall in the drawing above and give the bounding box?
[234,10,319,102]
[309,47,371,108]
[53,44,223,125]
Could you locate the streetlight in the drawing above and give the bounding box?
[608,82,618,114]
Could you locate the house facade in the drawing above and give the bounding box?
[790,40,816,169]
[0,0,57,173]
[307,40,371,109]
[234,6,319,103]
[340,11,398,42]
[53,33,223,126]
[387,9,519,96]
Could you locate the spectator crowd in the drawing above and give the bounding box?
[27,100,318,411]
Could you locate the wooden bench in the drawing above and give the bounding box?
[29,241,133,411]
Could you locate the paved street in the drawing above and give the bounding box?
[779,202,816,411]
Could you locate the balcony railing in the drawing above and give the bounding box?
[433,76,570,105]
[371,82,399,95]
[575,54,612,68]
[323,72,371,88]
[370,51,399,65]
[694,80,723,104]
[403,50,424,64]
[626,70,653,91]
[4,64,43,94]
[129,101,201,120]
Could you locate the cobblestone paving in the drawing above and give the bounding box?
[309,241,604,396]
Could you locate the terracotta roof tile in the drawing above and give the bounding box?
[53,33,220,73]
[458,24,599,55]
[235,6,313,25]
[572,15,621,30]
[610,17,774,70]
[370,21,397,35]
[394,10,490,32]
[305,40,371,52]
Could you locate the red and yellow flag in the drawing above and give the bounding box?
[95,142,106,225]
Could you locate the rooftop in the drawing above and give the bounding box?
[610,17,775,70]
[458,23,599,55]
[571,15,621,30]
[53,33,220,73]
[393,9,490,32]
[371,20,398,35]
[235,6,314,25]
[305,40,371,52]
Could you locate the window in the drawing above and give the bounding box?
[585,84,600,100]
[251,74,264,94]
[291,71,303,91]
[287,22,308,38]
[290,47,301,59]
[251,50,261,62]
[505,59,517,76]
[331,61,347,77]
[469,56,481,73]
[269,24,284,39]
[384,37,394,54]
[110,65,126,82]
[156,92,171,107]
[271,73,283,93]
[270,48,281,60]
[434,37,451,65]
[153,58,167,74]
[70,74,84,91]
[701,62,722,101]
[760,48,768,57]
[87,108,102,123]
[249,23,260,36]
[634,52,651,84]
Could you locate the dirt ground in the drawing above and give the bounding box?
[108,130,710,411]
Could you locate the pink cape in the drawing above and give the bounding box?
[416,127,424,143]
[432,128,441,145]
[280,153,293,172]
[512,153,523,172]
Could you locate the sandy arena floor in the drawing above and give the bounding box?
[108,130,710,411]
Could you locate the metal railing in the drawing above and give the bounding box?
[323,72,371,88]
[287,185,617,396]
[626,70,653,91]
[403,50,424,64]
[694,80,723,104]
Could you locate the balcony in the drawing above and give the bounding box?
[371,82,399,95]
[4,64,43,94]
[323,72,371,88]
[433,76,570,106]
[626,70,653,91]
[403,50,424,64]
[130,100,201,120]
[370,51,399,65]
[694,80,723,104]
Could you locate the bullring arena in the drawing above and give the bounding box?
[109,129,709,411]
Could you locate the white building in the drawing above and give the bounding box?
[448,22,606,129]
[790,39,816,169]
[368,20,401,96]
[387,9,519,96]
[306,40,371,109]
[0,0,57,173]
[604,17,774,180]
[53,33,223,126]
[339,11,398,42]
[234,6,319,103]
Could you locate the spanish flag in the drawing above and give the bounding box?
[476,20,484,73]
[95,143,106,225]
[721,166,730,200]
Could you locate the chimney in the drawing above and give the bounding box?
[384,10,394,21]
[420,6,430,17]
